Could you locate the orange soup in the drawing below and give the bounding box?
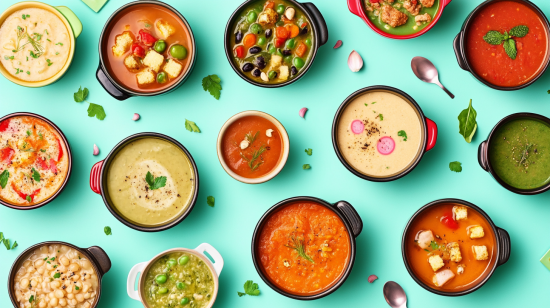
[103,4,193,92]
[221,116,283,178]
[257,201,351,295]
[405,203,496,292]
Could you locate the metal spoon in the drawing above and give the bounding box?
[411,56,455,99]
[383,281,408,308]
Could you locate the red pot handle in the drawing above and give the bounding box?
[90,160,104,194]
[442,0,452,8]
[426,118,438,152]
[348,0,363,17]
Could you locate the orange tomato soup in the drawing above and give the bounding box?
[257,201,351,295]
[221,116,283,179]
[405,203,496,292]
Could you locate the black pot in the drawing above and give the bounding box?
[0,112,72,210]
[224,0,328,88]
[402,199,511,296]
[332,86,438,182]
[453,0,550,91]
[89,132,199,232]
[478,112,550,195]
[8,241,111,308]
[96,0,197,100]
[251,196,362,300]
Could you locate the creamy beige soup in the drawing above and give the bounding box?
[0,8,70,82]
[337,91,422,177]
[13,244,99,308]
[106,138,195,226]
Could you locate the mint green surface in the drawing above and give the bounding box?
[1,0,550,307]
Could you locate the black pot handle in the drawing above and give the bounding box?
[497,227,511,267]
[87,246,112,276]
[335,201,363,238]
[478,140,489,172]
[96,63,131,101]
[453,31,469,71]
[304,2,328,47]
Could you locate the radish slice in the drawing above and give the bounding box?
[350,120,364,134]
[377,137,395,155]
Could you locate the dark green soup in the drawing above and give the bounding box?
[489,118,550,190]
[364,0,440,36]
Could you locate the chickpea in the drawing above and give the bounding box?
[49,297,58,306]
[30,279,38,287]
[38,300,46,308]
[82,283,89,293]
[83,292,90,299]
[69,264,80,272]
[68,299,77,306]
[83,302,91,308]
[67,294,74,299]
[59,298,67,307]
[54,290,64,299]
[72,275,80,281]
[37,267,45,274]
[35,260,44,267]
[23,260,31,267]
[49,292,54,299]
[60,257,70,267]
[51,281,61,289]
[75,293,84,303]
[46,263,54,271]
[26,267,35,273]
[20,278,29,287]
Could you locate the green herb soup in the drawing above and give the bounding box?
[489,118,550,190]
[364,0,440,36]
[144,252,215,308]
[230,0,314,84]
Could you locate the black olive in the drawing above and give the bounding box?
[235,30,243,43]
[301,26,308,35]
[249,46,262,54]
[252,68,261,77]
[242,63,254,72]
[265,29,273,38]
[291,66,298,75]
[255,56,266,69]
[282,49,292,56]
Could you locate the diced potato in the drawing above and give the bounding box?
[136,69,155,85]
[124,55,140,70]
[472,245,488,260]
[156,20,176,39]
[453,206,468,221]
[278,65,289,81]
[143,50,164,72]
[416,230,434,250]
[258,8,278,25]
[267,55,282,72]
[448,242,462,262]
[163,59,182,78]
[428,255,444,271]
[469,226,485,239]
[433,269,455,287]
[112,31,133,57]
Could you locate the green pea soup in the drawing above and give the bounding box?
[364,0,440,36]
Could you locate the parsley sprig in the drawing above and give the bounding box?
[74,86,106,120]
[145,171,167,190]
[202,74,222,100]
[238,280,260,297]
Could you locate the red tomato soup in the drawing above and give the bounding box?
[465,1,548,87]
[405,203,496,292]
[257,201,351,295]
[221,116,283,179]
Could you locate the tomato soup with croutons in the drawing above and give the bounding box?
[465,1,549,87]
[221,115,283,179]
[257,201,351,295]
[405,203,496,292]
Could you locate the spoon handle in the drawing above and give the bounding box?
[435,80,455,99]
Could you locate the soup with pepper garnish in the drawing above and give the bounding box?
[257,201,351,295]
[405,203,496,291]
[230,0,314,84]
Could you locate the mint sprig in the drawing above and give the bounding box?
[483,25,529,60]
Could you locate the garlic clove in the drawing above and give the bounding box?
[93,144,99,156]
[240,140,250,150]
[284,7,295,20]
[133,113,140,121]
[368,275,378,283]
[266,129,274,137]
[260,72,269,82]
[333,40,343,49]
[299,107,308,118]
[348,50,364,72]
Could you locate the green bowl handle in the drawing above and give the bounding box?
[55,6,82,38]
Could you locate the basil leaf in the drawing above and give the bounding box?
[31,167,40,182]
[449,161,462,173]
[207,196,215,207]
[0,170,9,189]
[458,99,478,143]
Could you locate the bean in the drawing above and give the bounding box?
[252,68,261,77]
[255,56,266,69]
[258,37,266,46]
[268,44,276,54]
[181,297,190,305]
[276,4,285,14]
[176,282,186,290]
[250,23,262,34]
[156,72,167,84]
[243,63,254,73]
[167,259,177,268]
[247,11,257,23]
[268,71,277,80]
[178,256,190,265]
[169,44,187,60]
[155,274,167,284]
[301,26,309,35]
[305,38,312,47]
[293,57,305,69]
[291,66,298,75]
[265,29,272,38]
[154,40,166,53]
[249,46,261,54]
[284,55,292,63]
[158,287,168,294]
[285,38,295,49]
[235,30,243,43]
[282,49,292,56]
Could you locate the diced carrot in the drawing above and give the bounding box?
[276,26,289,39]
[243,33,257,48]
[286,24,300,38]
[264,1,274,9]
[301,22,308,28]
[274,37,286,48]
[295,42,307,57]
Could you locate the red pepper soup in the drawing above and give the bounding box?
[103,4,193,93]
[405,203,496,292]
[465,1,549,87]
[221,116,283,179]
[257,202,351,295]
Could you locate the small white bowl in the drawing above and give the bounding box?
[217,111,290,184]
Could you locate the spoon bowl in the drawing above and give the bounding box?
[411,56,455,99]
[383,281,407,308]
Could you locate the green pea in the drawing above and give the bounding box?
[167,259,177,267]
[157,287,168,294]
[268,71,277,80]
[155,274,167,284]
[180,297,190,305]
[247,11,257,23]
[169,44,187,60]
[293,57,305,69]
[176,282,186,290]
[284,55,292,63]
[156,72,167,84]
[268,45,276,54]
[154,40,166,53]
[258,37,267,46]
[305,38,312,47]
[276,20,284,27]
[276,4,285,14]
[178,255,189,265]
[285,38,296,49]
[250,23,262,34]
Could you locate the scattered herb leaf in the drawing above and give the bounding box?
[207,196,215,207]
[29,295,34,303]
[53,273,60,279]
[56,42,63,46]
[87,103,106,120]
[449,161,462,173]
[26,195,31,202]
[185,119,201,133]
[458,99,477,143]
[145,171,167,190]
[305,148,312,156]
[104,226,112,236]
[398,130,408,141]
[303,164,311,170]
[238,280,260,297]
[11,241,18,249]
[74,86,89,102]
[4,238,10,250]
[201,74,222,100]
[31,167,40,182]
[75,286,80,290]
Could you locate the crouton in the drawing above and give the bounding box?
[453,206,468,221]
[403,1,421,15]
[156,20,176,39]
[428,255,444,271]
[124,55,140,70]
[448,242,462,262]
[433,269,455,287]
[163,59,183,78]
[416,230,434,250]
[457,265,465,275]
[278,65,289,81]
[136,69,155,85]
[143,50,164,72]
[258,8,278,25]
[112,31,133,57]
[381,5,408,27]
[415,13,432,25]
[421,0,435,7]
[472,245,489,260]
[469,226,485,239]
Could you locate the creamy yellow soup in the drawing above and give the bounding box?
[106,138,195,226]
[0,8,70,82]
[337,91,422,177]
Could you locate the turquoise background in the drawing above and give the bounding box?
[1,0,550,307]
